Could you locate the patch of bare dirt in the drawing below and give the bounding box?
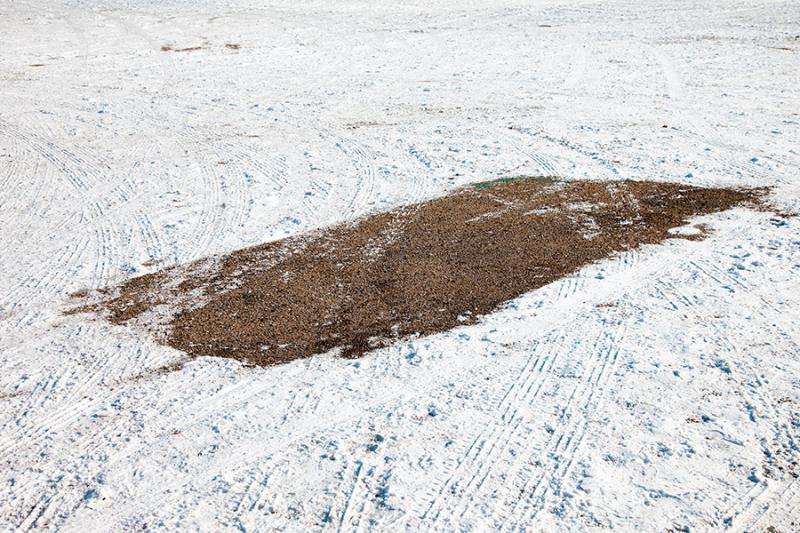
[72,178,763,366]
[160,45,203,53]
[141,257,163,267]
[127,358,188,382]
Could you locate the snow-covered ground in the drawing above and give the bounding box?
[1,0,799,530]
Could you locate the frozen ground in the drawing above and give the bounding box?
[1,0,799,530]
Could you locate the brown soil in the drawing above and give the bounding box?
[127,358,188,382]
[160,45,203,53]
[74,178,763,366]
[141,257,163,267]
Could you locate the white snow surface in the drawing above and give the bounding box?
[2,0,800,531]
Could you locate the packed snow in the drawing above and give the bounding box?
[1,0,799,530]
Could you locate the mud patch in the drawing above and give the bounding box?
[73,179,763,366]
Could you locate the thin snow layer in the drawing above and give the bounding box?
[1,0,799,531]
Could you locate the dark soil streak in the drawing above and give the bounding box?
[74,178,763,366]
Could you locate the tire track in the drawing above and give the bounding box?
[417,332,568,525]
[333,136,377,219]
[496,319,628,530]
[0,118,147,304]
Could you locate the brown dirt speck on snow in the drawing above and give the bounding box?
[160,45,204,52]
[73,178,764,366]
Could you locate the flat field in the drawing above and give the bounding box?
[1,0,799,531]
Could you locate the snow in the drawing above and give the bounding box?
[1,0,799,530]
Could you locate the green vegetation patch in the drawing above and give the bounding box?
[472,175,562,190]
